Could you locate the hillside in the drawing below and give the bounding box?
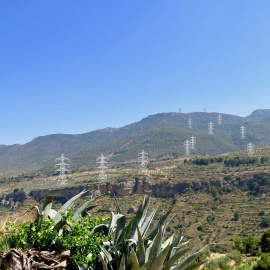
[1,146,270,254]
[1,110,270,176]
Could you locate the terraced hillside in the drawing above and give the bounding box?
[1,147,270,253]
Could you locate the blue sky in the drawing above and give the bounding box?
[1,1,270,145]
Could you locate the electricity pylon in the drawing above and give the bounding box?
[55,153,70,185]
[178,108,182,113]
[240,126,246,139]
[208,122,214,134]
[204,108,207,113]
[184,139,190,156]
[188,119,192,129]
[97,154,108,181]
[190,136,196,150]
[217,114,222,125]
[247,142,254,157]
[138,150,148,172]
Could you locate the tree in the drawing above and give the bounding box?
[260,228,270,252]
[234,210,240,221]
[245,235,259,255]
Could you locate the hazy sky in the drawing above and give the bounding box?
[1,1,270,145]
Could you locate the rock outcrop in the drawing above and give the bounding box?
[29,176,214,203]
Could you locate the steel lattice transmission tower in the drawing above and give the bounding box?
[55,153,70,185]
[138,150,148,172]
[240,126,246,139]
[178,108,182,113]
[217,114,222,125]
[97,154,108,181]
[208,122,214,134]
[188,119,192,129]
[184,139,190,156]
[204,108,207,113]
[190,135,196,150]
[247,142,255,157]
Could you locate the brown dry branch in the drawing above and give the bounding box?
[0,248,70,270]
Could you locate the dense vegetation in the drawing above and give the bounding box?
[0,192,205,269]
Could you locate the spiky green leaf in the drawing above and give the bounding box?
[99,252,109,270]
[130,248,140,270]
[150,243,170,270]
[54,189,88,225]
[171,247,206,270]
[140,206,158,238]
[119,254,126,270]
[137,226,145,266]
[163,247,191,270]
[149,227,163,260]
[114,195,122,214]
[184,260,206,270]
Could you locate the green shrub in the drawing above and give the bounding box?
[253,253,270,270]
[233,237,245,253]
[228,250,242,266]
[236,265,252,270]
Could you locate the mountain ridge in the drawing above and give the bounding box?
[1,109,270,176]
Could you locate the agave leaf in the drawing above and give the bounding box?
[127,248,133,269]
[129,195,152,241]
[175,240,191,252]
[109,212,125,235]
[91,224,109,235]
[48,209,57,219]
[163,247,191,270]
[139,258,153,270]
[72,195,99,221]
[99,245,113,264]
[126,239,137,245]
[162,214,176,235]
[54,189,88,225]
[53,219,67,232]
[99,252,109,270]
[150,243,170,270]
[111,245,121,269]
[123,220,132,239]
[43,196,54,219]
[147,208,172,241]
[183,260,206,270]
[75,261,94,270]
[169,237,188,259]
[34,206,42,232]
[171,247,206,270]
[138,195,151,228]
[130,247,140,270]
[149,227,163,260]
[137,226,145,266]
[161,234,174,249]
[34,206,41,216]
[114,195,122,214]
[114,215,127,244]
[119,254,126,270]
[145,243,152,262]
[140,206,158,238]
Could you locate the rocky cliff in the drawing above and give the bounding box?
[28,176,218,203]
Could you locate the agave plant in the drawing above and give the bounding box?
[96,196,206,270]
[35,189,99,233]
